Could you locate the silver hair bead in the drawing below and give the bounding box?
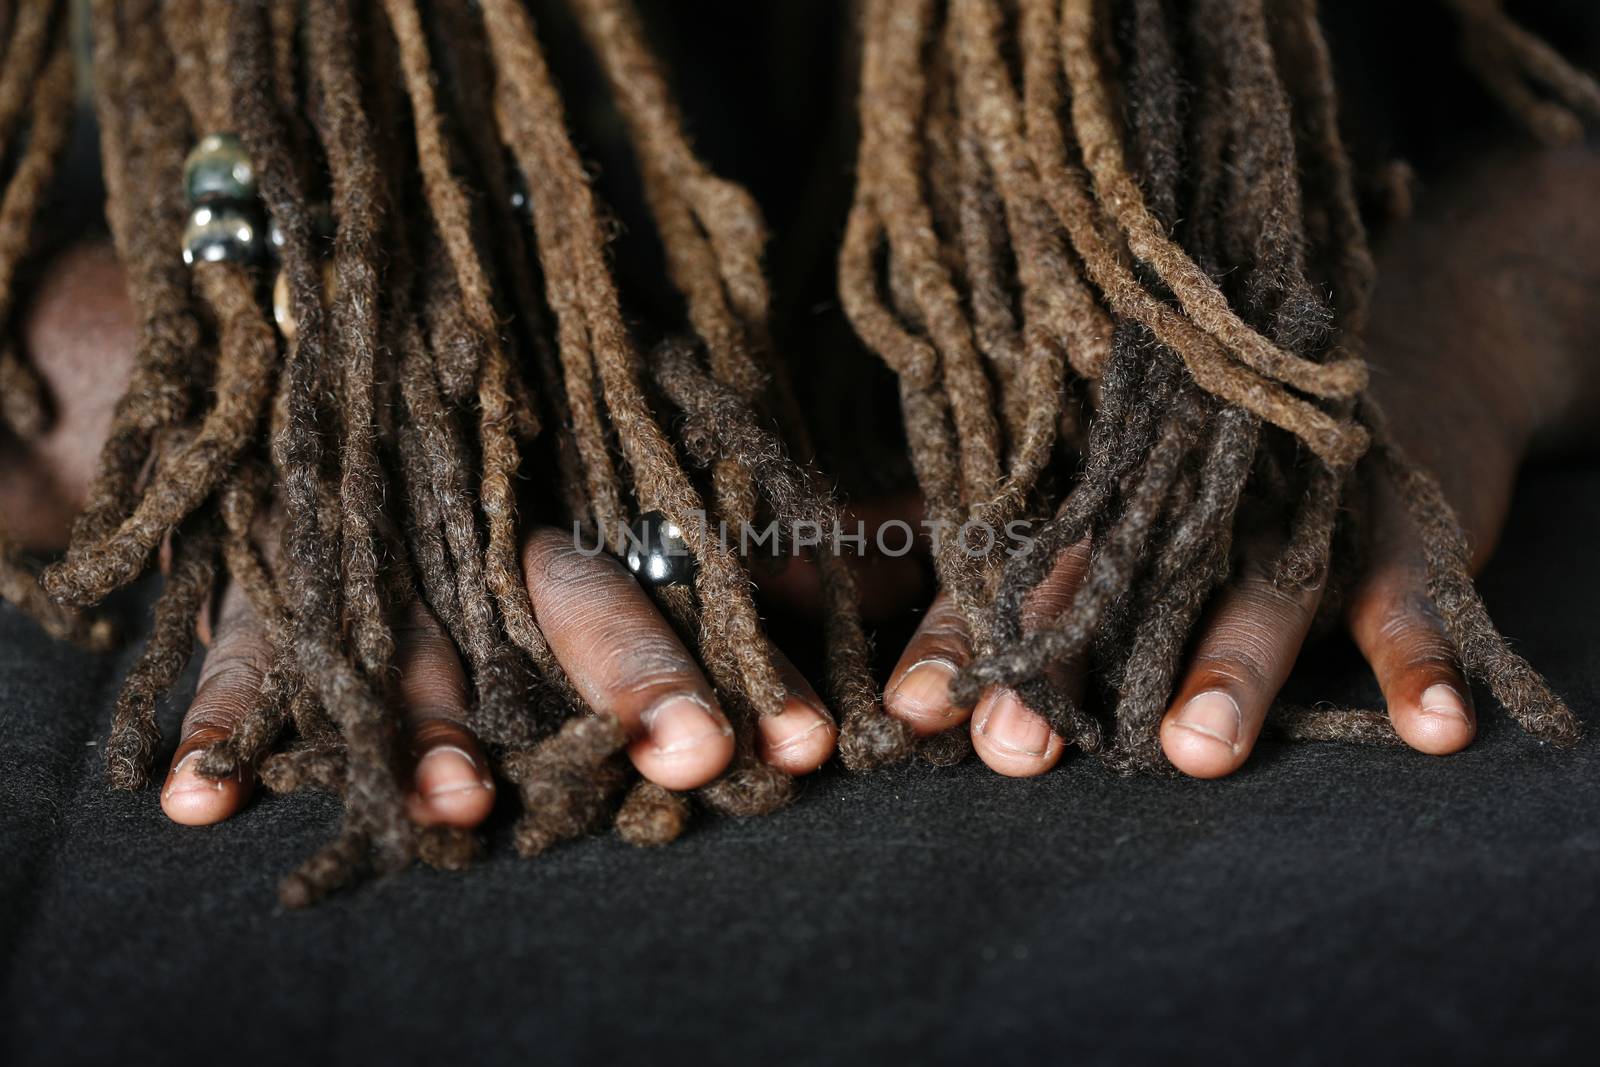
[182,203,261,266]
[183,132,258,207]
[624,511,694,588]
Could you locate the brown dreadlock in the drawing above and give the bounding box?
[0,0,1590,906]
[840,0,1590,771]
[0,0,878,904]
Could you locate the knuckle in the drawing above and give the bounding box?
[593,633,699,698]
[1190,653,1271,696]
[919,598,968,630]
[520,526,568,570]
[1374,590,1446,639]
[914,619,973,658]
[408,716,476,751]
[1023,584,1077,627]
[1202,619,1277,680]
[1051,538,1094,580]
[196,644,269,690]
[534,554,635,619]
[904,597,975,669]
[1192,573,1324,693]
[403,673,471,718]
[525,529,629,590]
[1022,541,1092,623]
[1371,593,1459,670]
[1383,629,1459,675]
[1400,650,1462,680]
[184,689,255,737]
[614,677,702,713]
[1234,579,1317,625]
[394,622,457,667]
[547,584,644,649]
[394,597,447,641]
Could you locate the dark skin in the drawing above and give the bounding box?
[3,144,1596,825]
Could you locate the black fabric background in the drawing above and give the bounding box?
[2,465,1596,1064]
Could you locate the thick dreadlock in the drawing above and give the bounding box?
[841,0,1590,769]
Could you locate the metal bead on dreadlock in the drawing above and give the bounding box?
[624,512,695,588]
[268,204,337,339]
[181,133,264,266]
[272,270,293,339]
[183,133,259,206]
[272,262,341,342]
[181,203,262,266]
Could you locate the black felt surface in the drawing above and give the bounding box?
[1,464,1597,1065]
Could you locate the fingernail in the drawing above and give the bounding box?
[1173,690,1242,752]
[974,691,1052,757]
[164,750,224,798]
[643,696,731,757]
[416,745,492,799]
[771,715,833,754]
[1419,684,1471,725]
[887,658,959,722]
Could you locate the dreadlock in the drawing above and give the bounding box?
[841,0,1590,772]
[0,0,1590,905]
[0,0,877,904]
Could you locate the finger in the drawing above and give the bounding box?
[1346,484,1476,755]
[883,591,973,734]
[395,597,496,828]
[1160,560,1324,779]
[969,536,1095,775]
[1347,567,1475,754]
[755,647,837,775]
[882,535,1091,772]
[970,687,1070,777]
[161,581,267,825]
[523,527,734,791]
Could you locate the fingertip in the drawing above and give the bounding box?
[407,744,496,828]
[161,750,250,826]
[1393,682,1476,756]
[970,689,1063,777]
[757,698,838,775]
[1346,563,1478,758]
[1160,690,1246,779]
[887,592,976,734]
[1160,721,1240,779]
[629,696,736,791]
[884,657,964,735]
